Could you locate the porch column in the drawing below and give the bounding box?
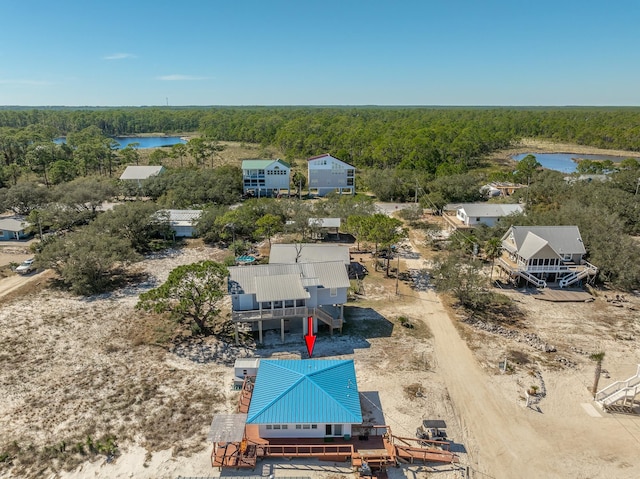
[281,318,285,343]
[258,320,263,344]
[340,304,344,333]
[235,323,239,346]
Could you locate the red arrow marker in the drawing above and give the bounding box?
[305,316,316,357]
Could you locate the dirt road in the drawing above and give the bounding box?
[0,272,43,300]
[404,251,640,479]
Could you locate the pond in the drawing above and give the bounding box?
[54,136,187,149]
[512,152,637,174]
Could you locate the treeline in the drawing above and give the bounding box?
[2,107,640,174]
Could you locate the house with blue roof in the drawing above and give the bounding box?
[242,159,291,197]
[247,359,362,439]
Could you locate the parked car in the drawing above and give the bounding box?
[15,258,35,275]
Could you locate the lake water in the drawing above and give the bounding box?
[54,136,186,149]
[512,152,637,173]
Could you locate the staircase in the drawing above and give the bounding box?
[595,365,640,411]
[313,307,343,332]
[496,258,546,288]
[559,262,598,288]
[517,270,547,288]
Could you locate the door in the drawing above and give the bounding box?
[334,424,342,436]
[325,424,332,436]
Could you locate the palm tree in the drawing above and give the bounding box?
[484,237,502,282]
[589,351,606,398]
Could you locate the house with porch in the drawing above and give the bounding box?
[227,260,350,344]
[454,203,523,227]
[307,154,355,197]
[242,159,290,197]
[0,216,31,241]
[497,225,598,288]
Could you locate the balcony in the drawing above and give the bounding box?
[232,306,309,323]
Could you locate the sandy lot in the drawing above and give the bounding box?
[1,231,639,478]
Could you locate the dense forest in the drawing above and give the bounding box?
[2,107,640,175]
[1,106,640,291]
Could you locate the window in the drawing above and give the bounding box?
[330,288,337,297]
[273,425,281,429]
[311,424,317,429]
[296,425,302,429]
[282,425,288,430]
[303,424,310,429]
[266,425,272,430]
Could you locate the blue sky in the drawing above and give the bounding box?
[1,0,639,106]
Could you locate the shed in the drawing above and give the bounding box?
[234,358,261,389]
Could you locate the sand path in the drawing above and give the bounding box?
[403,245,640,479]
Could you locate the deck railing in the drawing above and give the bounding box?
[232,306,309,322]
[596,365,640,404]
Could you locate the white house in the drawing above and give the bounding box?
[160,209,202,238]
[497,225,598,288]
[307,154,355,197]
[455,203,523,227]
[241,159,290,197]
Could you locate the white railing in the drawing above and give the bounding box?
[595,365,640,405]
[232,306,308,322]
[517,270,547,288]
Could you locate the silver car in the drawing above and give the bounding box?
[15,258,35,275]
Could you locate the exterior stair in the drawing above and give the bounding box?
[595,365,640,410]
[496,258,546,288]
[559,262,598,288]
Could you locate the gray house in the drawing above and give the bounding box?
[0,216,31,241]
[497,225,598,288]
[228,261,350,344]
[307,154,355,197]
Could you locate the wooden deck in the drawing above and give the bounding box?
[211,378,458,472]
[534,289,593,302]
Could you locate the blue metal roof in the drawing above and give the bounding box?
[246,359,362,425]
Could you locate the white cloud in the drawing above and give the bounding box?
[104,53,136,60]
[157,74,209,81]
